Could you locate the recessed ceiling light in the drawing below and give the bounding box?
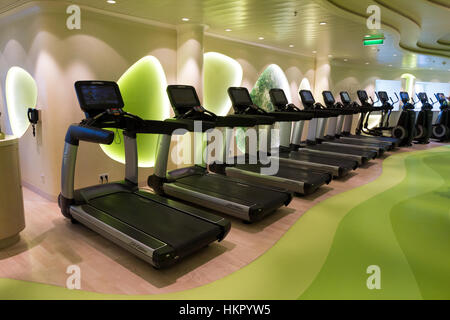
[289,44,294,48]
[364,34,371,38]
[225,28,232,32]
[106,0,116,3]
[388,64,393,67]
[328,54,333,58]
[393,54,397,57]
[365,62,370,65]
[258,36,264,40]
[312,50,317,54]
[344,58,348,62]
[319,22,327,25]
[182,17,190,22]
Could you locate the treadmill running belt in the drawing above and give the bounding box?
[87,192,220,251]
[308,144,377,158]
[174,174,290,209]
[233,164,331,185]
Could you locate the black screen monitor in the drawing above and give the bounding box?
[340,91,351,104]
[400,91,409,102]
[167,85,201,117]
[418,92,428,102]
[269,88,288,107]
[378,91,389,102]
[322,91,335,104]
[228,87,253,111]
[75,81,124,116]
[357,90,368,102]
[299,90,315,105]
[436,93,446,102]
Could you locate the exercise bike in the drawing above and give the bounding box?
[432,93,450,141]
[392,92,416,146]
[414,92,436,144]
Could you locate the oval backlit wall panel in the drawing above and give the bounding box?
[5,67,37,138]
[100,56,171,167]
[203,52,243,115]
[237,64,292,152]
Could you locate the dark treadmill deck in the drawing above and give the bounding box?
[280,151,357,176]
[231,162,332,194]
[169,173,292,221]
[85,191,221,254]
[343,134,400,147]
[307,143,377,160]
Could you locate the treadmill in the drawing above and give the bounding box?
[268,88,358,178]
[148,85,292,223]
[59,81,231,269]
[298,90,377,165]
[337,91,398,149]
[320,91,389,155]
[209,86,332,195]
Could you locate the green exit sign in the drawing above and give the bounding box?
[364,39,384,46]
[363,34,385,46]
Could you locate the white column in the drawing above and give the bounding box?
[176,24,205,100]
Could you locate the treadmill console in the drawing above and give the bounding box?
[357,90,369,103]
[167,85,203,117]
[400,92,409,103]
[378,91,389,103]
[269,88,289,110]
[75,81,124,117]
[228,87,255,113]
[322,91,335,105]
[340,92,351,105]
[299,90,315,107]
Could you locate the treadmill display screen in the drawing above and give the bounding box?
[340,92,351,103]
[300,90,315,105]
[229,88,253,107]
[323,91,335,104]
[75,81,124,115]
[167,85,201,116]
[378,91,388,102]
[170,87,200,106]
[400,92,409,102]
[271,90,288,105]
[357,90,368,102]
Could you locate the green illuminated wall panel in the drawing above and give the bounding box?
[100,56,170,167]
[203,52,243,115]
[237,64,292,152]
[5,67,37,138]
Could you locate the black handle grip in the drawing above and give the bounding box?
[65,124,114,146]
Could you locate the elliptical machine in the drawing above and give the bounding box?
[356,90,398,137]
[432,93,450,141]
[414,92,435,144]
[392,92,416,146]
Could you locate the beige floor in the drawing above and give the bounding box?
[0,143,441,295]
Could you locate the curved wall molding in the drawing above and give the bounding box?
[324,0,450,60]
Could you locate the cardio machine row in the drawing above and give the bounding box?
[357,90,450,145]
[58,81,401,269]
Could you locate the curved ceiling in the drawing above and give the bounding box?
[1,0,449,71]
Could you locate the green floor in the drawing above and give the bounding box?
[1,147,449,300]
